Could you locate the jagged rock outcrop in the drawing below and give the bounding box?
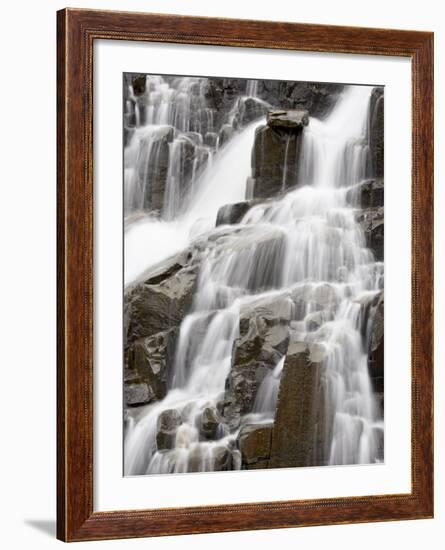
[269,342,328,468]
[249,109,308,199]
[223,297,291,429]
[136,126,174,211]
[125,250,198,347]
[356,207,384,262]
[129,328,178,401]
[368,292,384,394]
[216,201,253,226]
[199,406,221,440]
[369,87,384,178]
[238,423,273,469]
[156,409,181,450]
[239,97,270,125]
[124,381,155,407]
[347,178,384,209]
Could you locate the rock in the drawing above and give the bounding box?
[269,342,328,468]
[136,126,174,211]
[223,297,291,428]
[125,252,198,347]
[347,178,384,209]
[368,292,384,393]
[156,409,181,450]
[266,109,309,129]
[218,124,234,148]
[239,97,270,125]
[204,132,219,149]
[131,328,178,400]
[132,74,146,96]
[124,382,155,407]
[212,446,233,471]
[250,121,305,199]
[238,423,273,468]
[200,406,221,440]
[369,87,384,178]
[356,207,384,261]
[216,201,252,226]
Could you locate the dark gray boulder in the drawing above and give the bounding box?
[369,87,384,178]
[124,382,155,407]
[216,201,253,226]
[356,206,384,261]
[269,342,328,468]
[239,97,270,125]
[136,126,174,211]
[125,251,198,347]
[131,328,178,400]
[266,109,309,130]
[368,292,384,393]
[347,178,384,209]
[223,297,291,429]
[238,423,273,469]
[156,409,181,450]
[249,112,307,199]
[199,406,221,440]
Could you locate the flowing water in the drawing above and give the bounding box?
[124,82,383,475]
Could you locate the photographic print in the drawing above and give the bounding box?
[123,74,384,476]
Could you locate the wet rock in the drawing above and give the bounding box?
[347,178,384,209]
[269,342,327,468]
[124,382,155,407]
[200,406,221,440]
[356,206,384,261]
[216,201,252,226]
[156,409,181,450]
[125,251,198,347]
[368,292,384,393]
[136,126,174,211]
[369,87,384,178]
[131,328,178,400]
[266,109,309,130]
[223,297,291,428]
[212,446,233,471]
[239,97,270,125]
[204,131,219,149]
[250,119,305,199]
[238,423,273,468]
[132,74,146,96]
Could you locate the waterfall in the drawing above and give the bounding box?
[124,82,383,474]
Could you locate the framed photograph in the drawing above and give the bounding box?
[57,8,434,542]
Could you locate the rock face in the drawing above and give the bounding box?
[125,253,198,347]
[347,178,384,209]
[131,328,178,400]
[368,292,384,394]
[239,97,270,125]
[349,178,384,262]
[266,109,309,129]
[238,423,273,469]
[356,207,384,262]
[269,342,327,468]
[156,409,181,450]
[249,110,308,199]
[124,382,155,407]
[216,201,254,226]
[136,126,174,212]
[223,297,291,429]
[199,406,221,440]
[369,87,384,178]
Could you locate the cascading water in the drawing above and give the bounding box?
[124,81,383,475]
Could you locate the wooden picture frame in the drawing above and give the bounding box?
[57,8,434,542]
